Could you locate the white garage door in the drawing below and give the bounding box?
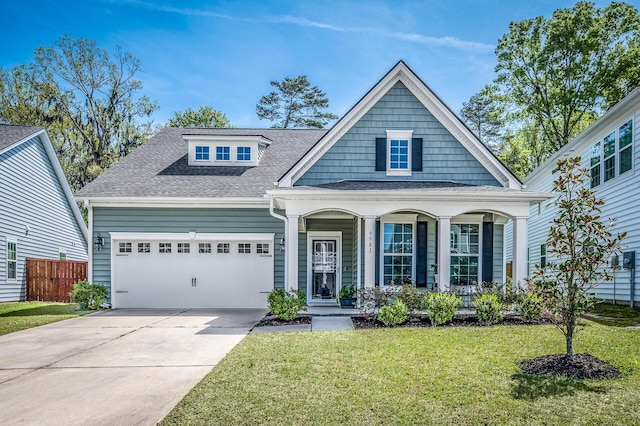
[111,233,274,308]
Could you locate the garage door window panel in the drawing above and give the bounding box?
[177,243,190,253]
[138,243,151,253]
[119,242,132,253]
[257,243,269,254]
[239,243,251,254]
[217,243,229,253]
[199,243,211,253]
[159,243,172,253]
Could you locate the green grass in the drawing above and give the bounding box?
[162,323,640,425]
[586,302,640,327]
[0,302,89,336]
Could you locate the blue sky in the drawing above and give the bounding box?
[0,0,632,127]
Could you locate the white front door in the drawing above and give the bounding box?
[307,232,342,305]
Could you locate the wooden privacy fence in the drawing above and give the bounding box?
[26,258,88,302]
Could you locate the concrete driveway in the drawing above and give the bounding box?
[0,308,266,426]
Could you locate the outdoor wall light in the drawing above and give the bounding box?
[279,236,286,252]
[95,235,104,251]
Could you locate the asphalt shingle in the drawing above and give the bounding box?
[0,125,43,151]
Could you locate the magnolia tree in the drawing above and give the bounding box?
[533,157,625,356]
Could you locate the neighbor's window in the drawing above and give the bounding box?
[237,146,251,161]
[590,142,601,188]
[450,224,480,286]
[382,223,413,285]
[216,146,230,161]
[137,242,151,253]
[199,243,211,253]
[159,243,172,253]
[217,243,229,254]
[619,119,633,175]
[118,242,132,253]
[540,244,547,268]
[195,146,210,161]
[177,243,190,253]
[238,243,251,254]
[7,241,17,280]
[256,243,269,254]
[603,131,616,182]
[59,250,67,260]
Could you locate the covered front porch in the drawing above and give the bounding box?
[268,182,546,306]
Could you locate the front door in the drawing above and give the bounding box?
[309,238,340,304]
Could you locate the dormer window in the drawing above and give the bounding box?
[195,146,209,161]
[386,130,413,176]
[216,146,230,161]
[184,134,271,166]
[237,146,251,161]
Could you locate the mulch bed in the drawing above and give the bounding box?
[352,314,551,329]
[518,353,622,379]
[257,314,312,327]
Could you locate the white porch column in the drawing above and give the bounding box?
[286,215,299,291]
[363,216,377,288]
[512,216,528,285]
[437,216,451,292]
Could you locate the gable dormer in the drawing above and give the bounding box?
[183,134,271,167]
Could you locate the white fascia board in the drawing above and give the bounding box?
[278,61,522,190]
[182,135,272,145]
[110,232,274,241]
[268,189,552,204]
[78,196,269,208]
[525,88,640,184]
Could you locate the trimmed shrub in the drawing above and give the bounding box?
[473,293,503,324]
[516,292,545,320]
[423,292,462,326]
[395,284,423,313]
[69,281,108,310]
[377,300,409,326]
[267,289,307,321]
[358,286,393,315]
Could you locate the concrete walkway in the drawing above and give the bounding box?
[0,308,265,426]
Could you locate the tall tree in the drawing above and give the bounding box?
[256,75,338,128]
[495,1,640,153]
[167,106,233,128]
[0,35,158,190]
[533,157,625,356]
[459,85,504,150]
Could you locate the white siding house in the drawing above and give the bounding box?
[507,89,640,306]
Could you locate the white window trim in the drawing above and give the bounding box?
[59,249,67,260]
[449,218,483,287]
[6,237,17,282]
[236,146,252,162]
[379,214,417,286]
[194,145,210,162]
[386,130,413,176]
[590,116,635,188]
[215,145,231,162]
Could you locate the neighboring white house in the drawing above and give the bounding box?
[0,125,88,302]
[506,88,640,306]
[76,61,549,309]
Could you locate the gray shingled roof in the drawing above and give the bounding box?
[75,127,327,198]
[0,125,43,151]
[277,180,535,193]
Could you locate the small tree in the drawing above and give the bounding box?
[167,106,232,128]
[533,157,625,356]
[256,75,338,128]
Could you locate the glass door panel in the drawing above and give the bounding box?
[311,240,337,301]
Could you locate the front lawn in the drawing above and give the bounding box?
[0,302,89,336]
[162,323,640,425]
[586,302,640,327]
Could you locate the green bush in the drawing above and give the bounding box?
[377,300,409,326]
[69,281,108,310]
[423,292,462,326]
[473,293,503,324]
[516,292,545,320]
[358,286,393,316]
[267,289,307,321]
[395,284,424,313]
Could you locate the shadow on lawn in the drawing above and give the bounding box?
[0,305,78,317]
[510,373,607,401]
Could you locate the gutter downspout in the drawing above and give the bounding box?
[269,196,288,288]
[84,200,93,282]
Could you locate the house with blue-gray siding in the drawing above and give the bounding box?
[76,61,549,309]
[0,125,88,302]
[506,88,640,306]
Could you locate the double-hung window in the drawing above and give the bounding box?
[590,142,601,188]
[216,146,230,161]
[195,146,210,161]
[7,240,17,280]
[382,223,413,285]
[619,119,633,175]
[450,224,480,286]
[603,131,616,182]
[237,146,251,161]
